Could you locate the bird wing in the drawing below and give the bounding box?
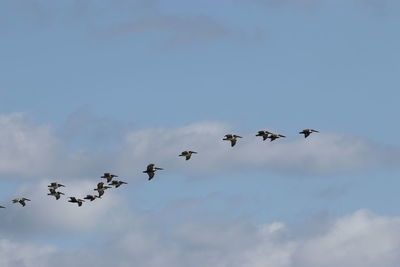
[148,172,155,180]
[98,189,104,197]
[97,182,104,189]
[231,139,237,147]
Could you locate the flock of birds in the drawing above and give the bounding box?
[0,128,319,209]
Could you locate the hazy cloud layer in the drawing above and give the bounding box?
[0,113,62,177]
[2,209,400,267]
[118,121,400,176]
[0,113,399,180]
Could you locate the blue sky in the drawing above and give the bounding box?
[1,1,400,266]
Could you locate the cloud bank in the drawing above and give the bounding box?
[0,113,399,180]
[2,209,400,267]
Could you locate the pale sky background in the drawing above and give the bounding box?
[1,0,400,266]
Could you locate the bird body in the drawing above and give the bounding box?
[299,129,319,138]
[143,164,163,180]
[256,130,272,141]
[268,133,286,141]
[109,180,127,188]
[94,182,111,197]
[101,173,118,183]
[47,188,64,200]
[179,150,197,160]
[0,205,5,208]
[12,198,31,207]
[84,195,99,201]
[223,134,243,147]
[68,197,85,207]
[48,182,65,190]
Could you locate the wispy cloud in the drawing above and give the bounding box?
[101,13,265,47]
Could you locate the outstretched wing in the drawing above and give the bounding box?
[148,172,155,180]
[231,139,237,147]
[224,134,233,139]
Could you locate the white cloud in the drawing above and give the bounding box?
[0,239,55,267]
[0,113,399,180]
[3,209,400,267]
[117,121,400,176]
[0,113,62,177]
[293,210,400,267]
[0,179,126,236]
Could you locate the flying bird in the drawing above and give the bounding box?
[223,134,243,147]
[299,129,319,138]
[143,164,164,180]
[48,182,65,190]
[256,130,272,141]
[179,151,197,160]
[68,197,85,207]
[268,133,286,142]
[84,195,99,201]
[12,198,31,207]
[109,180,128,188]
[47,188,64,200]
[94,182,111,197]
[101,173,118,183]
